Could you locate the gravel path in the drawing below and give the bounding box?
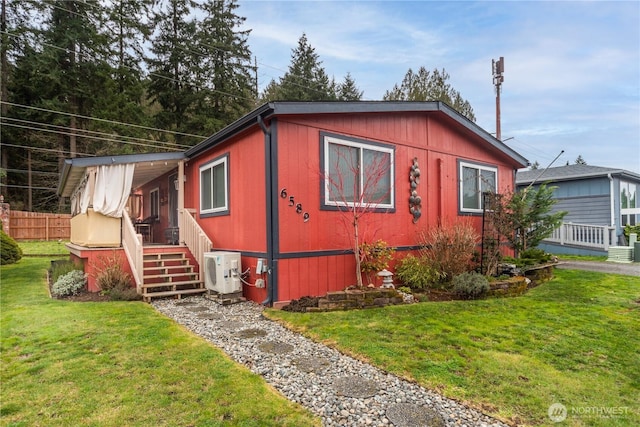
[153,297,509,427]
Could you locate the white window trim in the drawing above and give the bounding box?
[149,187,160,218]
[199,155,229,215]
[459,161,498,213]
[323,135,395,209]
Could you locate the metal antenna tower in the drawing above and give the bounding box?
[492,57,505,141]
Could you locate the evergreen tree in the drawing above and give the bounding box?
[193,0,256,133]
[97,0,154,151]
[575,155,587,165]
[5,0,111,211]
[146,0,199,144]
[383,67,476,121]
[530,161,540,170]
[263,33,336,101]
[337,72,363,101]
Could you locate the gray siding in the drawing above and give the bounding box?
[553,195,611,225]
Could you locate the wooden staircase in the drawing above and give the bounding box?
[141,247,206,302]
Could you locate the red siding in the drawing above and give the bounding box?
[185,111,521,304]
[185,128,267,253]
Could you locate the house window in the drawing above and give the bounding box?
[200,154,229,215]
[620,180,639,226]
[322,134,394,210]
[149,188,160,219]
[459,161,497,213]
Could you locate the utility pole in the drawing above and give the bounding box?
[492,57,505,141]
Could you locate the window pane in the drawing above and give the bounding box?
[363,149,391,204]
[328,143,359,203]
[462,167,479,209]
[201,168,212,210]
[212,163,226,209]
[480,169,496,209]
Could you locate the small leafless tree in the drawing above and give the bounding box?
[323,142,393,288]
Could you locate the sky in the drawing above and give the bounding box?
[237,0,640,173]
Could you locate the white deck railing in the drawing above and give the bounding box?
[122,210,144,292]
[545,222,616,250]
[179,208,213,272]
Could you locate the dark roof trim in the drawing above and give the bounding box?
[57,151,186,196]
[516,166,640,185]
[186,101,529,168]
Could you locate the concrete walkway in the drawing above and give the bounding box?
[556,260,640,276]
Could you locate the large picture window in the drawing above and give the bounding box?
[322,134,394,210]
[459,161,497,213]
[200,154,229,215]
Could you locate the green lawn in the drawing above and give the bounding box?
[1,257,319,427]
[17,240,71,256]
[267,270,640,426]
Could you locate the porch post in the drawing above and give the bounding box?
[178,160,185,242]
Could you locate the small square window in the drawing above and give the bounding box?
[200,154,229,215]
[459,161,497,213]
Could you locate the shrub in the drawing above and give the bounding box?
[359,240,395,284]
[452,272,489,299]
[395,254,441,290]
[1,229,22,265]
[50,260,82,283]
[418,222,479,283]
[623,224,640,240]
[52,270,87,297]
[94,253,134,297]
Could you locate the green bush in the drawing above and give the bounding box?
[452,272,489,300]
[395,254,441,290]
[623,224,640,240]
[50,259,82,283]
[52,270,87,297]
[1,229,22,265]
[359,240,395,284]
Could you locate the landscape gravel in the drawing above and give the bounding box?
[152,296,509,427]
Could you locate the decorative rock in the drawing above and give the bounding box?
[333,375,379,398]
[258,340,294,354]
[152,297,509,427]
[386,403,446,427]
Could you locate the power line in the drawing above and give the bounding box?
[1,122,183,151]
[0,100,206,139]
[0,183,58,192]
[1,142,96,157]
[5,168,59,176]
[2,117,192,149]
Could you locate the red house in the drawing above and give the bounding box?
[58,101,528,305]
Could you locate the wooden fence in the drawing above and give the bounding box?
[8,210,71,241]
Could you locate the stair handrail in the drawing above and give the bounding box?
[179,208,213,272]
[122,210,144,292]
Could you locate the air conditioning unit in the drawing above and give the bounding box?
[204,251,242,294]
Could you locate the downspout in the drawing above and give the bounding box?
[258,115,276,306]
[608,173,616,240]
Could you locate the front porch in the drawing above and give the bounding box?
[59,152,214,301]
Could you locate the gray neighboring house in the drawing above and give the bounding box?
[516,164,640,255]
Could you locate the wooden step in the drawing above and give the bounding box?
[143,272,199,281]
[144,259,189,268]
[142,288,207,302]
[142,279,203,290]
[143,252,187,260]
[143,265,195,274]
